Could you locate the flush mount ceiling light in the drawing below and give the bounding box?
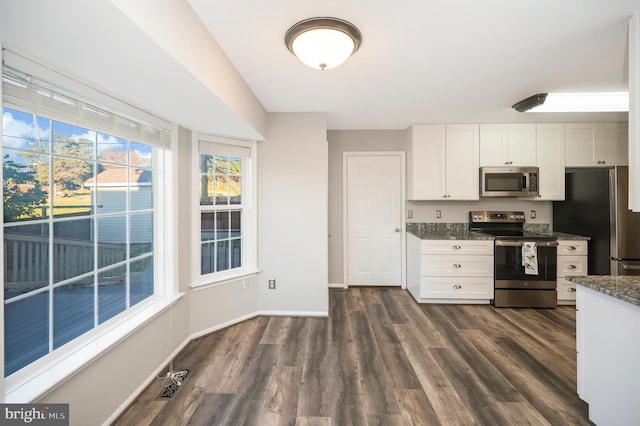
[513,92,629,112]
[284,17,362,70]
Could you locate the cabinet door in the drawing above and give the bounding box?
[479,124,507,166]
[536,123,565,200]
[406,125,446,200]
[565,123,599,167]
[601,123,628,166]
[445,124,479,200]
[507,124,537,166]
[565,123,627,167]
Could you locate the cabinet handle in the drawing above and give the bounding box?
[566,246,576,251]
[452,263,462,268]
[453,284,462,289]
[452,245,461,250]
[568,287,576,292]
[567,264,577,269]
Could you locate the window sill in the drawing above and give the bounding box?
[191,268,261,292]
[5,292,185,403]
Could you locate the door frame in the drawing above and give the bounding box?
[342,151,406,289]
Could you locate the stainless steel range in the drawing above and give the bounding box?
[469,211,558,308]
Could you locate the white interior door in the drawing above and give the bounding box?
[346,154,403,286]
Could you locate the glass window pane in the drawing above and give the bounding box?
[4,223,50,299]
[215,211,229,239]
[230,210,241,238]
[53,278,95,349]
[229,176,241,205]
[199,154,214,174]
[130,168,152,211]
[216,240,229,272]
[130,256,154,306]
[231,239,241,268]
[214,175,229,205]
[95,163,127,214]
[52,157,94,216]
[52,122,95,159]
[97,134,128,164]
[201,212,215,243]
[98,266,126,324]
[97,216,127,268]
[2,108,51,153]
[130,212,153,257]
[201,242,215,275]
[214,156,228,174]
[129,141,152,168]
[53,218,94,283]
[3,150,49,222]
[4,291,50,376]
[199,174,213,206]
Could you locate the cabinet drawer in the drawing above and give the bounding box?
[420,276,494,299]
[421,255,494,277]
[558,240,588,256]
[557,256,587,277]
[421,240,494,256]
[557,278,578,301]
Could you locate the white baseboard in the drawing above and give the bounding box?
[329,283,346,288]
[257,310,329,317]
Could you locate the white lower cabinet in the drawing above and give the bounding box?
[556,240,588,304]
[407,234,494,303]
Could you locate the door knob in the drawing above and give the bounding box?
[394,227,401,233]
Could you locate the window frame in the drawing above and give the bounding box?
[1,49,177,401]
[192,133,258,289]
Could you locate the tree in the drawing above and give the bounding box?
[3,155,48,222]
[34,133,94,193]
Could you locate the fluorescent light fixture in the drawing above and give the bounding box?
[285,17,362,70]
[512,92,629,112]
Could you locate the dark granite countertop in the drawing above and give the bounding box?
[406,222,588,241]
[406,223,493,240]
[566,275,640,307]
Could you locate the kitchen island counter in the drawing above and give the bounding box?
[568,275,640,426]
[566,275,640,306]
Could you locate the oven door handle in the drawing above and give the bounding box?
[495,240,558,247]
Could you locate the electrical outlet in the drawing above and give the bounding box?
[268,279,276,290]
[407,209,413,219]
[436,209,442,219]
[530,210,536,219]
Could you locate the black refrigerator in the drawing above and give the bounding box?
[553,166,640,276]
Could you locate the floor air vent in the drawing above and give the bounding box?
[156,369,191,400]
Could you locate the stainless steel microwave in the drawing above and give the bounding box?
[480,166,539,197]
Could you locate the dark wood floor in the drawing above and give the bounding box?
[113,288,591,425]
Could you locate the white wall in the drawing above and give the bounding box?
[258,113,329,315]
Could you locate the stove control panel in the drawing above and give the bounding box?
[469,211,526,224]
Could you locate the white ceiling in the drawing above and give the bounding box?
[188,0,638,129]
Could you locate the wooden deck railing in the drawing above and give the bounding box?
[3,233,126,293]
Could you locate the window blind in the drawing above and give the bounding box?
[2,50,171,149]
[198,133,251,157]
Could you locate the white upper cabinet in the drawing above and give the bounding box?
[479,124,537,166]
[565,123,628,167]
[536,123,565,201]
[406,124,479,200]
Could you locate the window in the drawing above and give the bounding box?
[2,60,171,377]
[197,137,254,283]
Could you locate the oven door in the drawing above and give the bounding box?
[494,240,558,289]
